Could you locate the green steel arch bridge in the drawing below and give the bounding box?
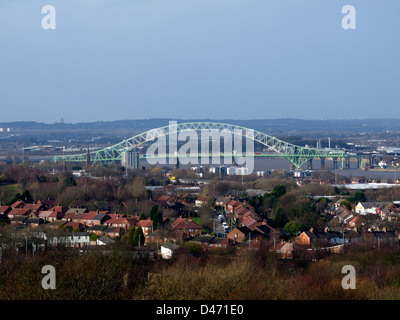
[52,121,358,169]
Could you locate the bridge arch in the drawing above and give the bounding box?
[52,121,347,169]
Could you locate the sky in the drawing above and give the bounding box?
[0,0,399,123]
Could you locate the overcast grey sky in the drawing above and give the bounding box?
[0,0,399,123]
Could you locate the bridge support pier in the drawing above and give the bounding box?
[356,157,361,169]
[289,163,295,170]
[307,159,312,170]
[320,158,325,169]
[333,158,338,170]
[345,157,350,169]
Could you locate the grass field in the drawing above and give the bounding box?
[192,217,201,224]
[0,184,20,205]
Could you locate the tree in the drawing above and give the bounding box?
[283,221,302,238]
[37,175,47,183]
[152,210,163,231]
[150,205,159,219]
[127,226,136,244]
[198,205,212,231]
[21,190,32,201]
[90,233,98,241]
[354,190,366,202]
[274,208,288,227]
[340,200,352,211]
[132,226,145,246]
[63,176,77,187]
[271,184,286,198]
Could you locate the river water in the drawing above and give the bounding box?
[3,155,399,180]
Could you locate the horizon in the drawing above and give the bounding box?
[1,117,400,126]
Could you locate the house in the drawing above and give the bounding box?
[343,230,361,243]
[40,207,65,222]
[296,231,317,245]
[62,211,77,222]
[208,237,234,249]
[72,212,98,226]
[227,226,265,244]
[107,213,127,219]
[296,230,345,246]
[87,224,109,236]
[104,226,124,238]
[188,235,216,249]
[348,216,362,230]
[224,200,242,214]
[23,203,46,215]
[369,230,397,244]
[0,205,11,217]
[47,232,90,248]
[215,197,230,207]
[234,206,254,223]
[138,219,153,236]
[65,208,88,215]
[355,202,389,215]
[241,212,263,229]
[161,243,179,259]
[47,220,66,229]
[39,210,54,221]
[171,218,202,240]
[333,198,347,208]
[338,210,355,225]
[7,208,31,219]
[63,221,85,231]
[25,217,46,228]
[10,216,28,226]
[195,196,211,208]
[145,229,180,245]
[105,217,137,230]
[274,242,301,259]
[10,200,26,209]
[91,213,111,225]
[188,235,234,250]
[48,210,65,222]
[96,235,115,246]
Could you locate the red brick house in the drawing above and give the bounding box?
[138,219,153,236]
[7,208,31,219]
[63,221,85,231]
[195,196,212,208]
[105,217,137,230]
[0,205,11,217]
[105,227,124,238]
[10,200,25,209]
[171,218,202,240]
[23,203,46,215]
[227,226,265,244]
